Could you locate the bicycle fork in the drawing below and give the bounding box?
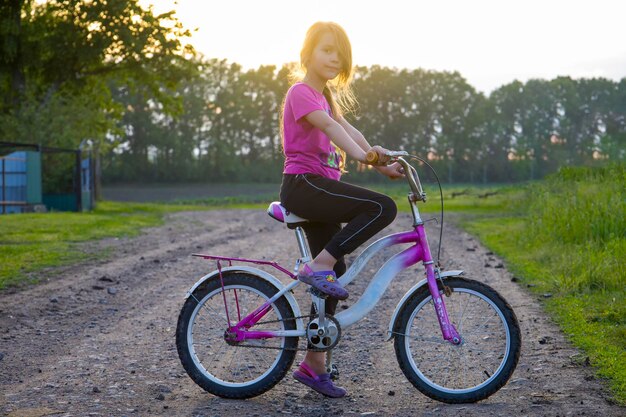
[416,224,462,345]
[425,265,462,344]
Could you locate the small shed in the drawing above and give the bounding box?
[0,142,95,214]
[0,149,42,214]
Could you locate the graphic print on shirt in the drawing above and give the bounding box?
[323,146,342,170]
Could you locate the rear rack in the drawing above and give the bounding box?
[192,254,296,279]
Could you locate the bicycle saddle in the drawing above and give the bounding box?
[267,202,309,229]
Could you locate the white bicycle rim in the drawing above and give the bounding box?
[187,284,288,388]
[404,287,511,394]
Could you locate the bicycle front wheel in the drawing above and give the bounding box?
[176,272,298,399]
[394,277,521,403]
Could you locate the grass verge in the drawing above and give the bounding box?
[0,201,211,290]
[459,164,625,405]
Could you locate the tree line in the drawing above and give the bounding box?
[105,62,625,183]
[2,1,625,185]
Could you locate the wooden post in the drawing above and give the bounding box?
[75,150,82,212]
[1,158,5,215]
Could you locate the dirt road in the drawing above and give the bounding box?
[0,210,622,416]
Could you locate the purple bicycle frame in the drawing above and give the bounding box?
[194,222,462,345]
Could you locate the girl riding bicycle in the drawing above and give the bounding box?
[280,21,404,397]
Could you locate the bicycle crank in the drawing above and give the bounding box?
[307,315,341,352]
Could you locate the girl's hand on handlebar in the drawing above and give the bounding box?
[366,145,391,166]
[376,162,405,179]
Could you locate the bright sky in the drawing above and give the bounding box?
[148,0,626,94]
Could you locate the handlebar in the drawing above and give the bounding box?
[365,149,408,165]
[365,149,426,203]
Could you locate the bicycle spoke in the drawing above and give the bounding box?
[414,331,454,379]
[462,344,485,388]
[225,346,240,382]
[439,346,454,387]
[424,353,448,378]
[409,334,449,345]
[464,345,501,356]
[457,292,475,332]
[462,318,501,349]
[461,346,471,388]
[201,299,230,328]
[214,339,229,361]
[243,350,256,381]
[192,315,219,350]
[249,339,275,374]
[475,313,497,332]
[240,289,252,317]
[255,345,272,371]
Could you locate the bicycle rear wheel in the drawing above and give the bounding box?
[176,272,298,398]
[394,277,521,403]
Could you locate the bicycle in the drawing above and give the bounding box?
[176,151,521,404]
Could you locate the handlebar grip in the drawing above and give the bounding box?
[365,150,379,165]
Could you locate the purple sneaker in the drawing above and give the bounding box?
[293,362,347,398]
[297,264,348,300]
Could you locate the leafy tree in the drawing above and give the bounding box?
[4,2,624,186]
[0,0,27,109]
[0,0,193,151]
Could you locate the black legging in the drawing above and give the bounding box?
[280,173,397,315]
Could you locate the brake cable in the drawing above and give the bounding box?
[408,155,445,268]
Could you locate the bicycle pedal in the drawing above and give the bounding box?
[309,287,329,299]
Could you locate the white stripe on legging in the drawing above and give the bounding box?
[302,175,383,248]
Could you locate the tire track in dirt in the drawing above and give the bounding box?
[0,210,623,416]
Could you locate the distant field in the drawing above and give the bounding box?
[102,182,513,209]
[102,183,281,202]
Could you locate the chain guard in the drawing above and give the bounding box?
[306,315,341,352]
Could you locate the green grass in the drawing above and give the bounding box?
[460,164,626,405]
[166,192,279,208]
[371,182,526,215]
[0,201,211,289]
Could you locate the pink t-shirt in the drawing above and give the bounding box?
[282,82,342,180]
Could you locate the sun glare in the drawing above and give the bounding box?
[141,0,626,93]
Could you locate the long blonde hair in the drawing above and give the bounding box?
[298,21,357,118]
[280,22,357,169]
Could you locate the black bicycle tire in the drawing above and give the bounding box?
[176,272,298,399]
[394,277,521,403]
